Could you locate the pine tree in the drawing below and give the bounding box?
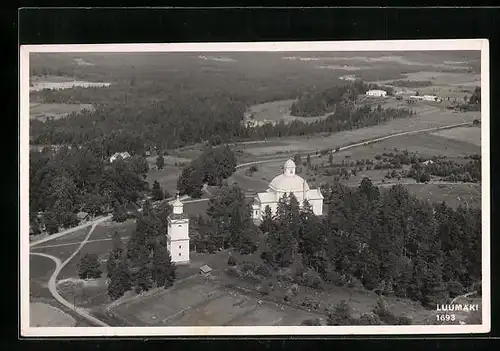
[327,300,354,325]
[156,154,165,170]
[107,231,124,280]
[78,253,102,280]
[108,256,131,300]
[152,237,176,288]
[260,205,274,233]
[151,180,164,201]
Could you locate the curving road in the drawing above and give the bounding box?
[30,221,109,327]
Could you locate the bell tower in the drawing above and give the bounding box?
[167,192,190,265]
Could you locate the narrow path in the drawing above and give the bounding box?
[30,221,109,327]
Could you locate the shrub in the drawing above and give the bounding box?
[225,266,241,278]
[327,300,354,326]
[255,264,272,278]
[326,271,346,286]
[471,281,482,294]
[446,280,465,298]
[358,312,384,325]
[372,298,398,325]
[303,269,324,289]
[249,165,258,173]
[240,261,256,273]
[396,315,413,325]
[227,255,237,267]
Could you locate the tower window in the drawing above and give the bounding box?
[179,245,182,249]
[179,253,181,256]
[178,225,182,227]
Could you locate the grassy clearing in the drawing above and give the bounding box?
[30,102,95,121]
[398,183,481,208]
[29,255,56,299]
[145,165,182,197]
[35,227,91,246]
[30,302,76,327]
[248,99,332,124]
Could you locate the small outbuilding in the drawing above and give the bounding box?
[200,265,213,277]
[76,211,89,222]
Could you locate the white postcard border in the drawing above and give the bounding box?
[20,39,490,337]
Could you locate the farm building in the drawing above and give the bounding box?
[423,95,441,102]
[251,159,323,221]
[109,152,131,163]
[365,89,387,97]
[200,265,213,277]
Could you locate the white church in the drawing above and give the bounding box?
[167,194,190,265]
[251,159,324,220]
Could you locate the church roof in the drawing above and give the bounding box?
[257,192,276,203]
[269,173,310,193]
[306,189,324,200]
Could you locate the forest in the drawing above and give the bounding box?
[29,145,150,234]
[191,180,481,309]
[30,78,411,157]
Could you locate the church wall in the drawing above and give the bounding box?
[169,238,190,264]
[310,199,323,216]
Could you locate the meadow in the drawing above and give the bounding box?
[30,102,95,121]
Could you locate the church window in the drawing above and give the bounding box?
[178,225,182,227]
[179,253,181,256]
[179,245,182,249]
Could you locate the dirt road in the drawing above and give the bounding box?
[30,221,109,327]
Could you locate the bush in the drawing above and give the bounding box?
[326,270,346,286]
[255,264,272,278]
[225,266,241,278]
[396,315,413,325]
[327,300,354,326]
[446,280,465,298]
[471,281,482,294]
[303,269,324,289]
[77,253,102,280]
[358,312,384,325]
[372,298,399,325]
[240,261,256,273]
[227,255,237,266]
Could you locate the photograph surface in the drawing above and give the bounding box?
[20,40,490,336]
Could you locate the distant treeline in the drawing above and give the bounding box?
[385,80,433,88]
[290,80,394,117]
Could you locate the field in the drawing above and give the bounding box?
[431,125,481,147]
[30,102,95,121]
[238,105,479,160]
[375,70,481,101]
[108,275,321,326]
[30,302,76,327]
[247,99,333,124]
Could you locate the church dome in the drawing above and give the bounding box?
[269,174,310,193]
[268,159,309,194]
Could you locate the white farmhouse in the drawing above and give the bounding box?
[366,89,387,98]
[109,152,131,163]
[251,159,323,220]
[167,194,190,265]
